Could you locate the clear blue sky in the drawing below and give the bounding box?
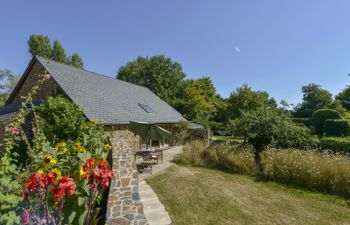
[1,0,350,105]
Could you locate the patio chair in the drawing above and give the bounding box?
[154,149,164,163]
[140,154,153,174]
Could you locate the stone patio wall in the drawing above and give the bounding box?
[105,126,148,225]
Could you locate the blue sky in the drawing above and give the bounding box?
[1,1,350,105]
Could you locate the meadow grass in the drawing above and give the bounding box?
[174,141,350,197]
[147,165,350,225]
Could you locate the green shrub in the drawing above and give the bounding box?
[36,96,87,142]
[324,119,350,137]
[318,137,350,153]
[311,109,342,135]
[291,118,310,127]
[170,122,191,145]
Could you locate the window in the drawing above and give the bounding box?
[139,103,155,113]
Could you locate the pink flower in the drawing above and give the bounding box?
[11,127,20,135]
[20,210,30,224]
[43,74,51,80]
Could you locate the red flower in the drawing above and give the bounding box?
[58,176,76,196]
[25,172,45,191]
[98,160,108,169]
[51,176,76,202]
[86,157,95,168]
[94,167,113,190]
[45,172,56,186]
[12,127,20,135]
[51,187,64,202]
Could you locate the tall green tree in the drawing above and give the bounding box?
[51,40,67,63]
[336,86,350,110]
[0,70,20,105]
[226,84,277,120]
[234,108,312,175]
[179,77,218,121]
[28,34,52,58]
[294,83,333,118]
[117,55,186,106]
[67,53,84,68]
[28,34,84,68]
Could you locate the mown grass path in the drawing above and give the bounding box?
[147,165,350,225]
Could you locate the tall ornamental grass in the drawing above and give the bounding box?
[175,141,350,197]
[263,149,350,196]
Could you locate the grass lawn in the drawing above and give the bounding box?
[147,165,350,225]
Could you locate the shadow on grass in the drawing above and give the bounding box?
[171,161,350,207]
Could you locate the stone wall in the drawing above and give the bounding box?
[105,126,147,225]
[11,61,58,103]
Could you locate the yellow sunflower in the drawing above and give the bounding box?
[74,142,81,151]
[37,169,44,174]
[40,155,57,168]
[104,143,112,151]
[54,142,67,155]
[51,168,62,179]
[79,166,86,177]
[78,147,87,153]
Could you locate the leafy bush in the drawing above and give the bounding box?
[311,109,342,135]
[170,122,191,145]
[324,119,350,137]
[318,137,350,153]
[291,118,310,127]
[36,95,87,142]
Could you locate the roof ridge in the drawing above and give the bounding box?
[35,55,149,90]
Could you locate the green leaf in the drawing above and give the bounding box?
[78,209,87,225]
[78,196,85,206]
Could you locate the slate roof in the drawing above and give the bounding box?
[35,56,185,125]
[0,101,40,123]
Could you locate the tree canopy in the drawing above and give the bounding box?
[179,77,218,121]
[51,40,67,63]
[294,83,333,117]
[28,34,84,68]
[67,53,84,69]
[117,55,186,106]
[226,84,277,120]
[0,70,20,105]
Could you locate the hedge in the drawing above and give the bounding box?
[291,118,310,127]
[318,137,350,153]
[324,119,350,137]
[311,109,342,135]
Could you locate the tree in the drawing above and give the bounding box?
[28,34,52,58]
[117,55,186,106]
[0,70,20,105]
[226,84,277,120]
[67,53,84,68]
[235,108,312,175]
[51,40,67,63]
[336,86,350,110]
[179,77,218,121]
[294,83,333,117]
[27,34,84,68]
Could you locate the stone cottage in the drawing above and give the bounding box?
[0,56,186,224]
